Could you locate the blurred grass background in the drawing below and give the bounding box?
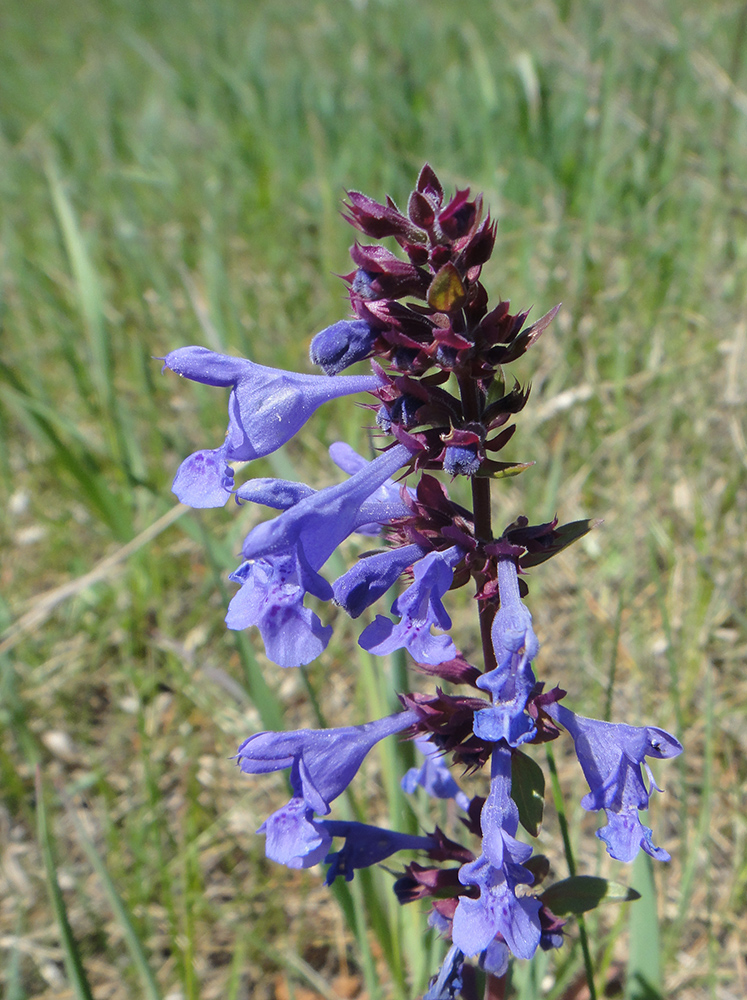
[2,0,746,997]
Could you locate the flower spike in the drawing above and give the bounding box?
[160,164,683,990]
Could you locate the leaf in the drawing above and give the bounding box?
[523,854,550,885]
[67,801,163,1000]
[540,875,641,916]
[0,377,131,541]
[35,768,95,1000]
[511,750,545,836]
[45,158,111,408]
[626,852,663,999]
[520,518,601,567]
[475,460,535,479]
[427,262,466,311]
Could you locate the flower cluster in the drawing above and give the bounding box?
[162,165,682,997]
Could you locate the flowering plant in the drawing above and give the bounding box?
[162,165,681,997]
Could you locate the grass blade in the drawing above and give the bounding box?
[5,911,27,1000]
[626,852,663,1000]
[0,367,132,541]
[35,767,95,1000]
[66,798,163,1000]
[44,158,111,413]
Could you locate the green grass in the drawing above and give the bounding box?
[2,0,747,996]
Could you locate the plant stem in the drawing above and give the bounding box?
[485,972,507,1000]
[458,373,497,673]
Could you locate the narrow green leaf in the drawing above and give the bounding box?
[35,768,95,1000]
[5,911,26,1000]
[541,875,640,916]
[67,802,163,1000]
[45,159,111,408]
[511,750,545,836]
[225,933,248,1000]
[329,875,379,998]
[626,853,663,1000]
[0,373,131,540]
[476,460,535,479]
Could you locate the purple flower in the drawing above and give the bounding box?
[225,551,333,667]
[172,448,235,508]
[240,710,419,869]
[422,944,464,1000]
[309,319,378,375]
[328,440,376,476]
[227,444,414,664]
[162,346,381,507]
[428,909,452,938]
[452,746,542,960]
[320,821,436,883]
[239,444,413,567]
[544,703,682,862]
[401,736,471,811]
[473,559,539,746]
[234,444,411,538]
[236,709,419,815]
[328,441,414,535]
[358,546,464,664]
[259,798,332,869]
[333,543,426,618]
[233,478,315,509]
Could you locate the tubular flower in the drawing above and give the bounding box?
[480,940,510,977]
[240,710,419,869]
[226,444,415,664]
[473,558,539,746]
[544,703,683,862]
[309,318,379,375]
[328,440,415,534]
[239,443,414,566]
[402,736,471,811]
[422,944,464,1000]
[258,797,332,869]
[233,441,411,521]
[236,710,419,816]
[452,746,542,961]
[162,346,381,507]
[320,821,436,884]
[224,550,333,667]
[333,542,428,618]
[233,478,316,509]
[358,546,464,664]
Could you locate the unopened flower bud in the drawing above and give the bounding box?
[309,319,378,375]
[443,444,481,477]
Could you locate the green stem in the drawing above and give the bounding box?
[546,745,598,1000]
